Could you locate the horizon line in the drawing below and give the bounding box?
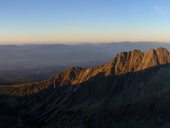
[0,41,169,46]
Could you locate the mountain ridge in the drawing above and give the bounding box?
[0,47,170,96]
[1,47,170,128]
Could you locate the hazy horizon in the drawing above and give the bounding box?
[1,0,170,44]
[1,40,170,45]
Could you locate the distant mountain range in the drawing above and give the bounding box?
[1,47,170,128]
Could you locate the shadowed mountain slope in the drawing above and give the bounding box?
[1,48,170,128]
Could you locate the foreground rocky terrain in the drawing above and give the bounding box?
[1,47,170,128]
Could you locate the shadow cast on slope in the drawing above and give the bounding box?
[16,63,170,128]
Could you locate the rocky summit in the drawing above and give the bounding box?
[1,47,170,128]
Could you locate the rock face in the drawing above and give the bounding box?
[1,47,170,128]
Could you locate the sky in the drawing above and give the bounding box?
[0,0,170,44]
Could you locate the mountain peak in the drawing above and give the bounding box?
[156,47,170,64]
[30,47,170,90]
[112,47,170,73]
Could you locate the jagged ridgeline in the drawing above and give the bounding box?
[1,47,170,128]
[0,47,170,96]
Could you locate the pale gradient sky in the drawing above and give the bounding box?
[0,0,170,44]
